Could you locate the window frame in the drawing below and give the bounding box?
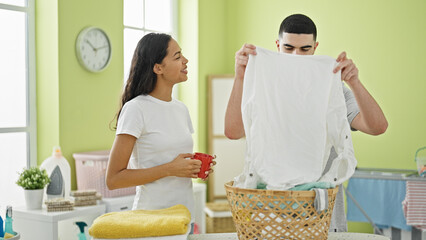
[123,0,178,82]
[0,0,37,167]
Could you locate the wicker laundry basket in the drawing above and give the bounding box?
[225,181,339,240]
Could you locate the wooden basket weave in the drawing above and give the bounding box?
[225,181,338,240]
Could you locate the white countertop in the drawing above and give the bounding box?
[188,232,390,240]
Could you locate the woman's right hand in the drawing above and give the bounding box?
[167,153,202,178]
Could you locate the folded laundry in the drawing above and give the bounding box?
[89,204,191,239]
[257,182,333,213]
[44,198,74,212]
[92,231,190,240]
[92,232,189,240]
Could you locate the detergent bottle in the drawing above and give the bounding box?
[75,222,88,240]
[5,206,14,235]
[40,146,71,199]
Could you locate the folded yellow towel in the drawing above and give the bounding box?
[89,204,191,239]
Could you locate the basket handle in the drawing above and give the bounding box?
[415,146,426,161]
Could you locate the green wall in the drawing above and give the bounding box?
[178,0,231,153]
[179,0,426,233]
[196,0,230,153]
[178,0,200,151]
[36,0,124,190]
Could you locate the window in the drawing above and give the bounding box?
[0,0,37,208]
[123,0,177,81]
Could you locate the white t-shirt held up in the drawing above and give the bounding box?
[235,47,357,190]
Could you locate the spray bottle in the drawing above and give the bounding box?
[40,146,71,199]
[5,206,14,235]
[75,222,88,240]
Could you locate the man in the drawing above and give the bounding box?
[224,14,388,232]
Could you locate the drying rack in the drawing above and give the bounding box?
[344,167,426,235]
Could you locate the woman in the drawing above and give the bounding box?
[106,33,212,234]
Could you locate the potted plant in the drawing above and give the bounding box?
[16,166,51,210]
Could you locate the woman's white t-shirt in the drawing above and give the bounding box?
[116,94,195,220]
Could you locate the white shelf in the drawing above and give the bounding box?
[14,204,106,240]
[101,195,135,212]
[101,195,134,205]
[14,204,106,222]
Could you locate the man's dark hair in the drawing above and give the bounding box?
[278,14,317,41]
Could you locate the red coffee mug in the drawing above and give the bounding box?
[193,152,215,179]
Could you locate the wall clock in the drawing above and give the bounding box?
[76,27,112,72]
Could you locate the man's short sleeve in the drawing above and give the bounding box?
[116,101,144,138]
[343,84,360,131]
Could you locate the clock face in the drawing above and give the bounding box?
[76,27,111,72]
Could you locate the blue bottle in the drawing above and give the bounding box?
[5,206,14,235]
[0,214,4,238]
